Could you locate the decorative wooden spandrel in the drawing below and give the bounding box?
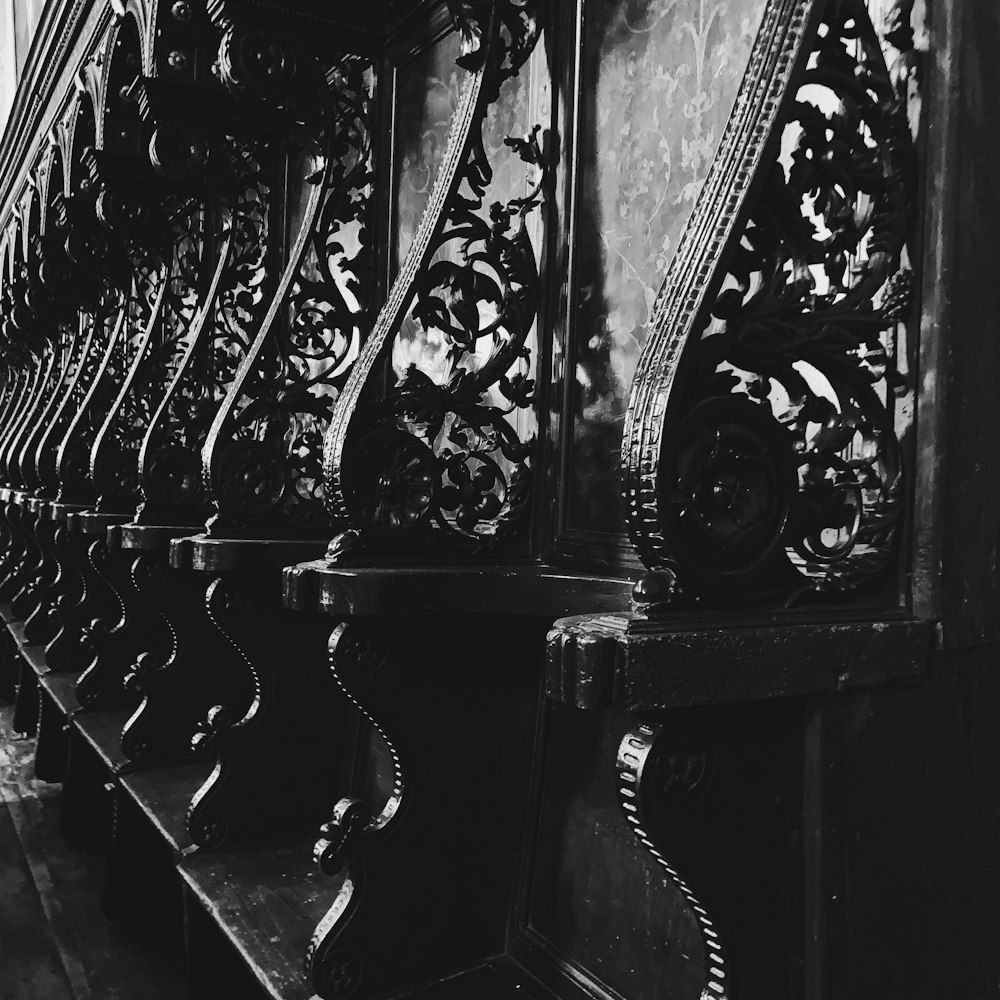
[543,3,926,1000]
[202,23,379,537]
[621,0,917,606]
[322,0,548,555]
[566,0,767,538]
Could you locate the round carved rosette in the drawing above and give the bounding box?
[92,441,139,501]
[189,809,229,850]
[216,25,303,103]
[96,185,155,240]
[121,726,153,765]
[438,453,506,535]
[316,950,361,1000]
[216,438,287,520]
[146,443,204,506]
[329,622,386,680]
[64,219,111,267]
[24,273,55,325]
[649,730,715,813]
[60,446,92,495]
[149,124,216,183]
[659,395,796,589]
[37,244,82,316]
[348,429,437,536]
[133,554,169,591]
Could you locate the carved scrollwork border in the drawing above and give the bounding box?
[320,0,546,554]
[137,136,271,518]
[200,19,377,535]
[621,0,821,586]
[620,0,916,604]
[618,721,730,1000]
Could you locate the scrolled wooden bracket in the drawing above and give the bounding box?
[119,556,255,768]
[325,620,399,831]
[185,570,342,848]
[303,619,397,1000]
[43,527,93,672]
[188,576,260,752]
[617,721,730,1000]
[69,546,175,712]
[314,796,371,877]
[23,519,71,644]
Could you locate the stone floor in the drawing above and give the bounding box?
[0,701,185,1000]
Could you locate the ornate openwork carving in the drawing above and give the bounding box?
[56,243,161,502]
[0,213,47,484]
[34,98,106,495]
[202,25,377,535]
[138,137,271,519]
[322,0,546,553]
[7,181,73,494]
[621,0,916,602]
[90,193,204,508]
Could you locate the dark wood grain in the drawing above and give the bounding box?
[170,535,327,574]
[179,837,336,1000]
[40,671,82,718]
[392,958,551,1000]
[548,614,933,711]
[284,561,634,617]
[20,642,49,678]
[120,763,215,853]
[73,709,132,774]
[0,705,187,1000]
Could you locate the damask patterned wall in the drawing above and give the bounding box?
[567,0,767,534]
[392,27,548,400]
[392,27,465,380]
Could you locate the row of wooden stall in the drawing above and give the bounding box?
[0,0,954,997]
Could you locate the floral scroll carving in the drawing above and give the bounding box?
[53,17,174,505]
[138,138,271,519]
[90,193,204,509]
[19,189,91,494]
[203,26,377,535]
[322,0,546,554]
[621,0,916,602]
[35,109,102,495]
[56,245,162,504]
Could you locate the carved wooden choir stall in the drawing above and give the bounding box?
[3,0,995,997]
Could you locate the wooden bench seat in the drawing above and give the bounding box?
[120,763,214,853]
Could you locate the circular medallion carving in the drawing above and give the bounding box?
[146,443,203,505]
[216,26,302,102]
[349,429,436,534]
[96,186,154,239]
[317,950,361,1000]
[216,438,287,519]
[660,395,795,588]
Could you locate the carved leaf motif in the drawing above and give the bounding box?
[323,3,547,553]
[206,52,376,533]
[623,0,916,601]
